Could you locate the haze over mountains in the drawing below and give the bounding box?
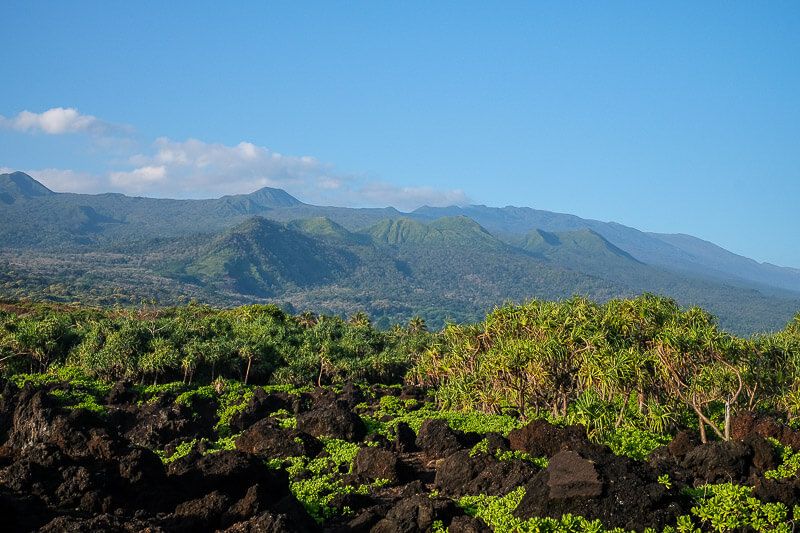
[1,171,798,333]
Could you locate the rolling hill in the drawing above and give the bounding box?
[1,171,798,333]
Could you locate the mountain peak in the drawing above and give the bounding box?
[246,186,303,207]
[288,217,366,244]
[0,171,54,203]
[218,186,303,210]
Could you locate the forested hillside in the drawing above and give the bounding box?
[2,171,799,334]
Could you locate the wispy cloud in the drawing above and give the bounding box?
[357,182,468,210]
[0,107,131,137]
[108,137,342,201]
[2,108,469,209]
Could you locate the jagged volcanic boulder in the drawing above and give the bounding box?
[174,490,232,530]
[168,450,288,501]
[754,476,800,506]
[434,449,537,498]
[228,388,292,433]
[296,401,366,442]
[514,449,687,530]
[731,411,800,450]
[544,450,603,498]
[354,446,403,483]
[448,515,492,533]
[508,419,599,458]
[223,510,320,532]
[4,387,115,459]
[681,440,753,485]
[166,451,316,530]
[415,419,464,459]
[120,396,210,450]
[393,421,417,453]
[235,418,321,458]
[370,495,460,533]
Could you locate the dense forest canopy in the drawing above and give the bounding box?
[2,295,800,445]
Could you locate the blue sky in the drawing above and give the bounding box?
[1,2,798,267]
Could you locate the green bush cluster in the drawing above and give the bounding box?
[0,302,431,388]
[459,488,628,533]
[764,438,800,480]
[269,438,386,523]
[412,295,800,443]
[458,484,798,533]
[687,483,796,532]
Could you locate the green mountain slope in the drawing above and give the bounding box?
[521,228,638,262]
[187,217,355,296]
[367,216,501,248]
[413,204,800,295]
[1,172,799,333]
[287,217,371,246]
[0,171,54,203]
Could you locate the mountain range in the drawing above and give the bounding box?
[1,171,798,333]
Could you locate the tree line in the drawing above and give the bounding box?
[0,302,429,387]
[410,294,800,442]
[2,295,800,443]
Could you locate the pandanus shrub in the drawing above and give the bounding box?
[411,294,773,441]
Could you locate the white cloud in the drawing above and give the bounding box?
[114,137,469,209]
[358,182,469,211]
[110,165,167,190]
[2,107,469,210]
[0,107,129,136]
[120,137,341,199]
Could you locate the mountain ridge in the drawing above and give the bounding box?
[1,171,798,333]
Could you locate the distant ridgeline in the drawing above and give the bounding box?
[1,171,800,334]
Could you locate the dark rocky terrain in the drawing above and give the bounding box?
[1,378,800,532]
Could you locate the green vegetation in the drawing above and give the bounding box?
[3,296,800,447]
[0,302,425,388]
[276,438,387,523]
[413,295,800,443]
[3,172,800,334]
[460,488,626,533]
[460,485,800,533]
[3,296,800,530]
[470,439,549,468]
[687,483,795,532]
[764,438,800,480]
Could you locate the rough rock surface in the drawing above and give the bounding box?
[235,418,321,458]
[514,448,687,530]
[0,383,317,532]
[370,495,460,533]
[508,419,600,458]
[296,401,366,442]
[545,450,603,499]
[434,449,538,498]
[354,446,403,483]
[415,419,465,458]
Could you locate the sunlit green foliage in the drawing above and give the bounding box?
[0,301,428,388]
[412,296,800,443]
[687,483,793,532]
[764,438,800,480]
[272,438,386,523]
[459,488,629,532]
